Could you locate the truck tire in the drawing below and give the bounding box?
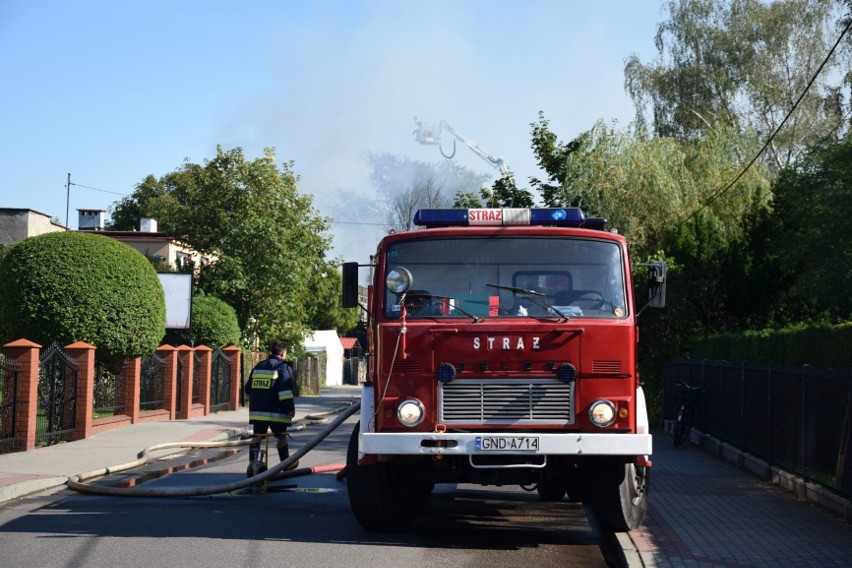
[345,422,415,532]
[590,463,648,532]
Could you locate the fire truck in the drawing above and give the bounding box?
[341,207,667,532]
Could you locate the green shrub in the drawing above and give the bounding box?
[693,322,852,367]
[0,232,165,359]
[190,295,241,348]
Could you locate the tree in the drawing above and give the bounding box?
[188,295,242,348]
[110,146,330,349]
[624,0,849,171]
[761,133,852,322]
[531,115,771,258]
[305,259,361,335]
[367,153,490,229]
[479,171,535,208]
[0,232,165,360]
[530,111,589,206]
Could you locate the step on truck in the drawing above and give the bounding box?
[341,207,667,532]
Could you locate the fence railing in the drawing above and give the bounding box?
[3,340,242,452]
[0,354,20,453]
[664,360,852,499]
[93,359,127,418]
[140,353,166,411]
[210,348,232,412]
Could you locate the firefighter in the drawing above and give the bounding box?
[244,340,298,474]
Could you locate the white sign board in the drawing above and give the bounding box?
[158,273,193,329]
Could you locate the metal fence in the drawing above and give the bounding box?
[193,352,201,404]
[176,357,184,413]
[210,348,232,412]
[37,343,78,446]
[139,353,166,411]
[92,359,127,418]
[664,360,852,499]
[0,354,20,453]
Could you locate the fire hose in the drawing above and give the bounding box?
[67,400,360,498]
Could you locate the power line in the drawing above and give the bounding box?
[679,15,852,224]
[69,182,130,197]
[331,220,393,227]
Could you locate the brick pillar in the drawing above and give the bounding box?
[124,357,141,424]
[223,346,242,411]
[5,339,42,451]
[175,345,194,420]
[65,341,95,442]
[195,345,212,416]
[156,345,178,420]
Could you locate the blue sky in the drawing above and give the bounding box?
[0,1,663,265]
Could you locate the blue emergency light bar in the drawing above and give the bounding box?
[413,208,607,230]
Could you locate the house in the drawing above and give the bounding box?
[0,208,66,246]
[76,210,215,269]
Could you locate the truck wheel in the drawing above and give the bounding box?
[590,463,648,532]
[345,422,415,532]
[536,477,567,502]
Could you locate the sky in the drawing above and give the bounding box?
[0,1,664,266]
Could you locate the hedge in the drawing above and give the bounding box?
[0,232,165,360]
[692,322,852,367]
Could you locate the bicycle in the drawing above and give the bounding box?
[673,381,707,448]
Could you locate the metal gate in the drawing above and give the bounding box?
[210,348,232,412]
[37,343,78,446]
[0,354,20,453]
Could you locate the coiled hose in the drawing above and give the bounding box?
[67,400,360,498]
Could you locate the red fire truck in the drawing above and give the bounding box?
[341,207,667,532]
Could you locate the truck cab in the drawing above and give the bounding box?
[342,207,666,532]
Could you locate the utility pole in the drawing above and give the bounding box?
[66,173,71,229]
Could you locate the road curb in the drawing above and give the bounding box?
[0,475,68,504]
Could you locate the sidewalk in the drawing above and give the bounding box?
[623,433,852,567]
[0,386,361,504]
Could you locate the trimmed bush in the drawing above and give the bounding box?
[692,322,852,367]
[190,295,241,348]
[0,232,165,359]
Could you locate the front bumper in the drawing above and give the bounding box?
[359,431,652,456]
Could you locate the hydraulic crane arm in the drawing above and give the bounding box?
[414,117,509,175]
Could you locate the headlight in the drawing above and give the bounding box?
[589,400,616,427]
[397,399,425,427]
[386,267,413,294]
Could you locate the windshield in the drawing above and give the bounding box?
[383,236,627,319]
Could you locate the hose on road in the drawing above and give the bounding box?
[67,400,359,498]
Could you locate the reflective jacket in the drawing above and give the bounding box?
[244,355,295,424]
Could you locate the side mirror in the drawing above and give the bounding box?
[647,261,667,309]
[342,262,360,308]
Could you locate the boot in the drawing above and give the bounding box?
[248,441,260,463]
[277,444,299,470]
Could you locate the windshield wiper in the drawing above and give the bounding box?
[485,283,571,321]
[403,292,483,323]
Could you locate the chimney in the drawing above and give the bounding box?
[77,209,105,231]
[140,217,158,232]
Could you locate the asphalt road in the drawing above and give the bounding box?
[0,416,620,568]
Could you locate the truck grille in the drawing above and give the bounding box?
[439,379,574,426]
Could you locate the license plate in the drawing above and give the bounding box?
[475,436,540,451]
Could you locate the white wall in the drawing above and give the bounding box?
[303,330,344,386]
